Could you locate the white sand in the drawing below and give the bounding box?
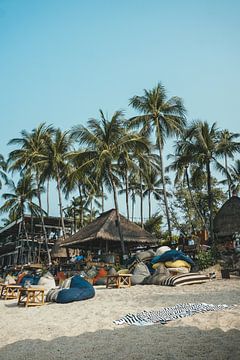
[0,278,239,360]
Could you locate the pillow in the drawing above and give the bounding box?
[56,287,95,303]
[46,288,61,302]
[136,249,155,262]
[131,262,150,285]
[151,250,194,266]
[160,273,210,287]
[165,260,191,269]
[156,246,171,256]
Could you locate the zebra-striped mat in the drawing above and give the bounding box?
[114,303,233,326]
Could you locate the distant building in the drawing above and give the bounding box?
[0,215,73,267]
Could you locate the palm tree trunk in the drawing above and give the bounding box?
[47,178,50,215]
[78,184,84,228]
[185,167,206,229]
[140,171,143,228]
[148,191,151,219]
[125,169,130,220]
[131,191,135,222]
[206,161,214,243]
[56,170,66,239]
[224,154,231,198]
[101,183,104,213]
[36,171,52,265]
[109,173,126,255]
[156,121,172,240]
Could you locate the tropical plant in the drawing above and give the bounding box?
[0,154,8,190]
[71,109,149,254]
[129,83,186,239]
[8,123,55,264]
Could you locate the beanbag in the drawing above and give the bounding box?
[56,287,95,303]
[160,273,210,286]
[165,260,191,269]
[70,275,93,289]
[131,262,150,285]
[167,267,189,274]
[61,277,72,289]
[152,262,165,270]
[93,267,108,285]
[46,288,61,302]
[136,249,155,262]
[155,246,171,256]
[151,250,194,266]
[38,272,56,291]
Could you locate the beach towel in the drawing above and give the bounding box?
[114,303,233,326]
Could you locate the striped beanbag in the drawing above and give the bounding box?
[160,272,210,286]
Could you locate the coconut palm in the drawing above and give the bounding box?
[0,154,8,190]
[228,159,240,195]
[216,130,240,198]
[181,121,221,242]
[8,123,55,265]
[42,128,73,239]
[0,175,44,263]
[129,83,186,239]
[71,109,149,254]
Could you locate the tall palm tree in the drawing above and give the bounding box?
[228,159,240,195]
[0,154,8,191]
[143,166,165,220]
[216,130,240,198]
[182,121,221,242]
[129,83,186,239]
[71,109,149,254]
[167,138,206,229]
[0,175,43,263]
[8,123,54,265]
[42,129,73,239]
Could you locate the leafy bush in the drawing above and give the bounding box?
[197,250,215,270]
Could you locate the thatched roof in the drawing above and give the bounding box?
[60,209,157,248]
[213,196,240,238]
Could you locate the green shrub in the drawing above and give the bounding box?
[197,250,215,270]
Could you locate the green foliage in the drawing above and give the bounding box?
[144,213,163,238]
[197,250,215,270]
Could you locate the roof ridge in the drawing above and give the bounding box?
[96,209,116,237]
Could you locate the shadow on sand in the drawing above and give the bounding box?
[1,324,239,360]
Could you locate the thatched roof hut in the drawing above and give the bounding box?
[213,195,240,242]
[60,209,157,251]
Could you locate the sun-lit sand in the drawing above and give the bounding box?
[0,278,239,360]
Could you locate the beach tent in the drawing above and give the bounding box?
[213,195,240,243]
[60,209,157,253]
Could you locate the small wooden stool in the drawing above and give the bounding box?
[0,283,7,299]
[18,287,45,307]
[106,274,132,288]
[4,285,21,300]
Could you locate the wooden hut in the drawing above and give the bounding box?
[60,209,157,256]
[213,195,240,244]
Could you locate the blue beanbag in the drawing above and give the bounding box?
[151,249,194,266]
[56,287,95,303]
[19,275,40,286]
[70,275,92,289]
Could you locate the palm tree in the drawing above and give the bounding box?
[216,130,240,198]
[8,123,55,265]
[0,175,43,263]
[0,154,7,190]
[129,83,186,239]
[143,166,165,220]
[228,159,240,195]
[71,109,149,254]
[166,138,206,229]
[182,121,221,242]
[42,128,73,239]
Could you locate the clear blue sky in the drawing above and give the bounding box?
[0,0,240,219]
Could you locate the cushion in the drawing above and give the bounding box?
[46,288,61,302]
[160,273,210,287]
[61,277,72,289]
[151,250,194,266]
[56,286,95,303]
[155,246,171,256]
[136,249,155,262]
[165,260,191,269]
[131,262,150,285]
[70,275,93,289]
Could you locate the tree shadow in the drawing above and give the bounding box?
[1,325,239,360]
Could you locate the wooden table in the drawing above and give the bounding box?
[106,274,132,288]
[18,287,45,307]
[0,283,21,300]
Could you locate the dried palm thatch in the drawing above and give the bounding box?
[213,196,240,241]
[60,209,157,249]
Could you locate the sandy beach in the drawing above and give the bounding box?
[0,278,239,360]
